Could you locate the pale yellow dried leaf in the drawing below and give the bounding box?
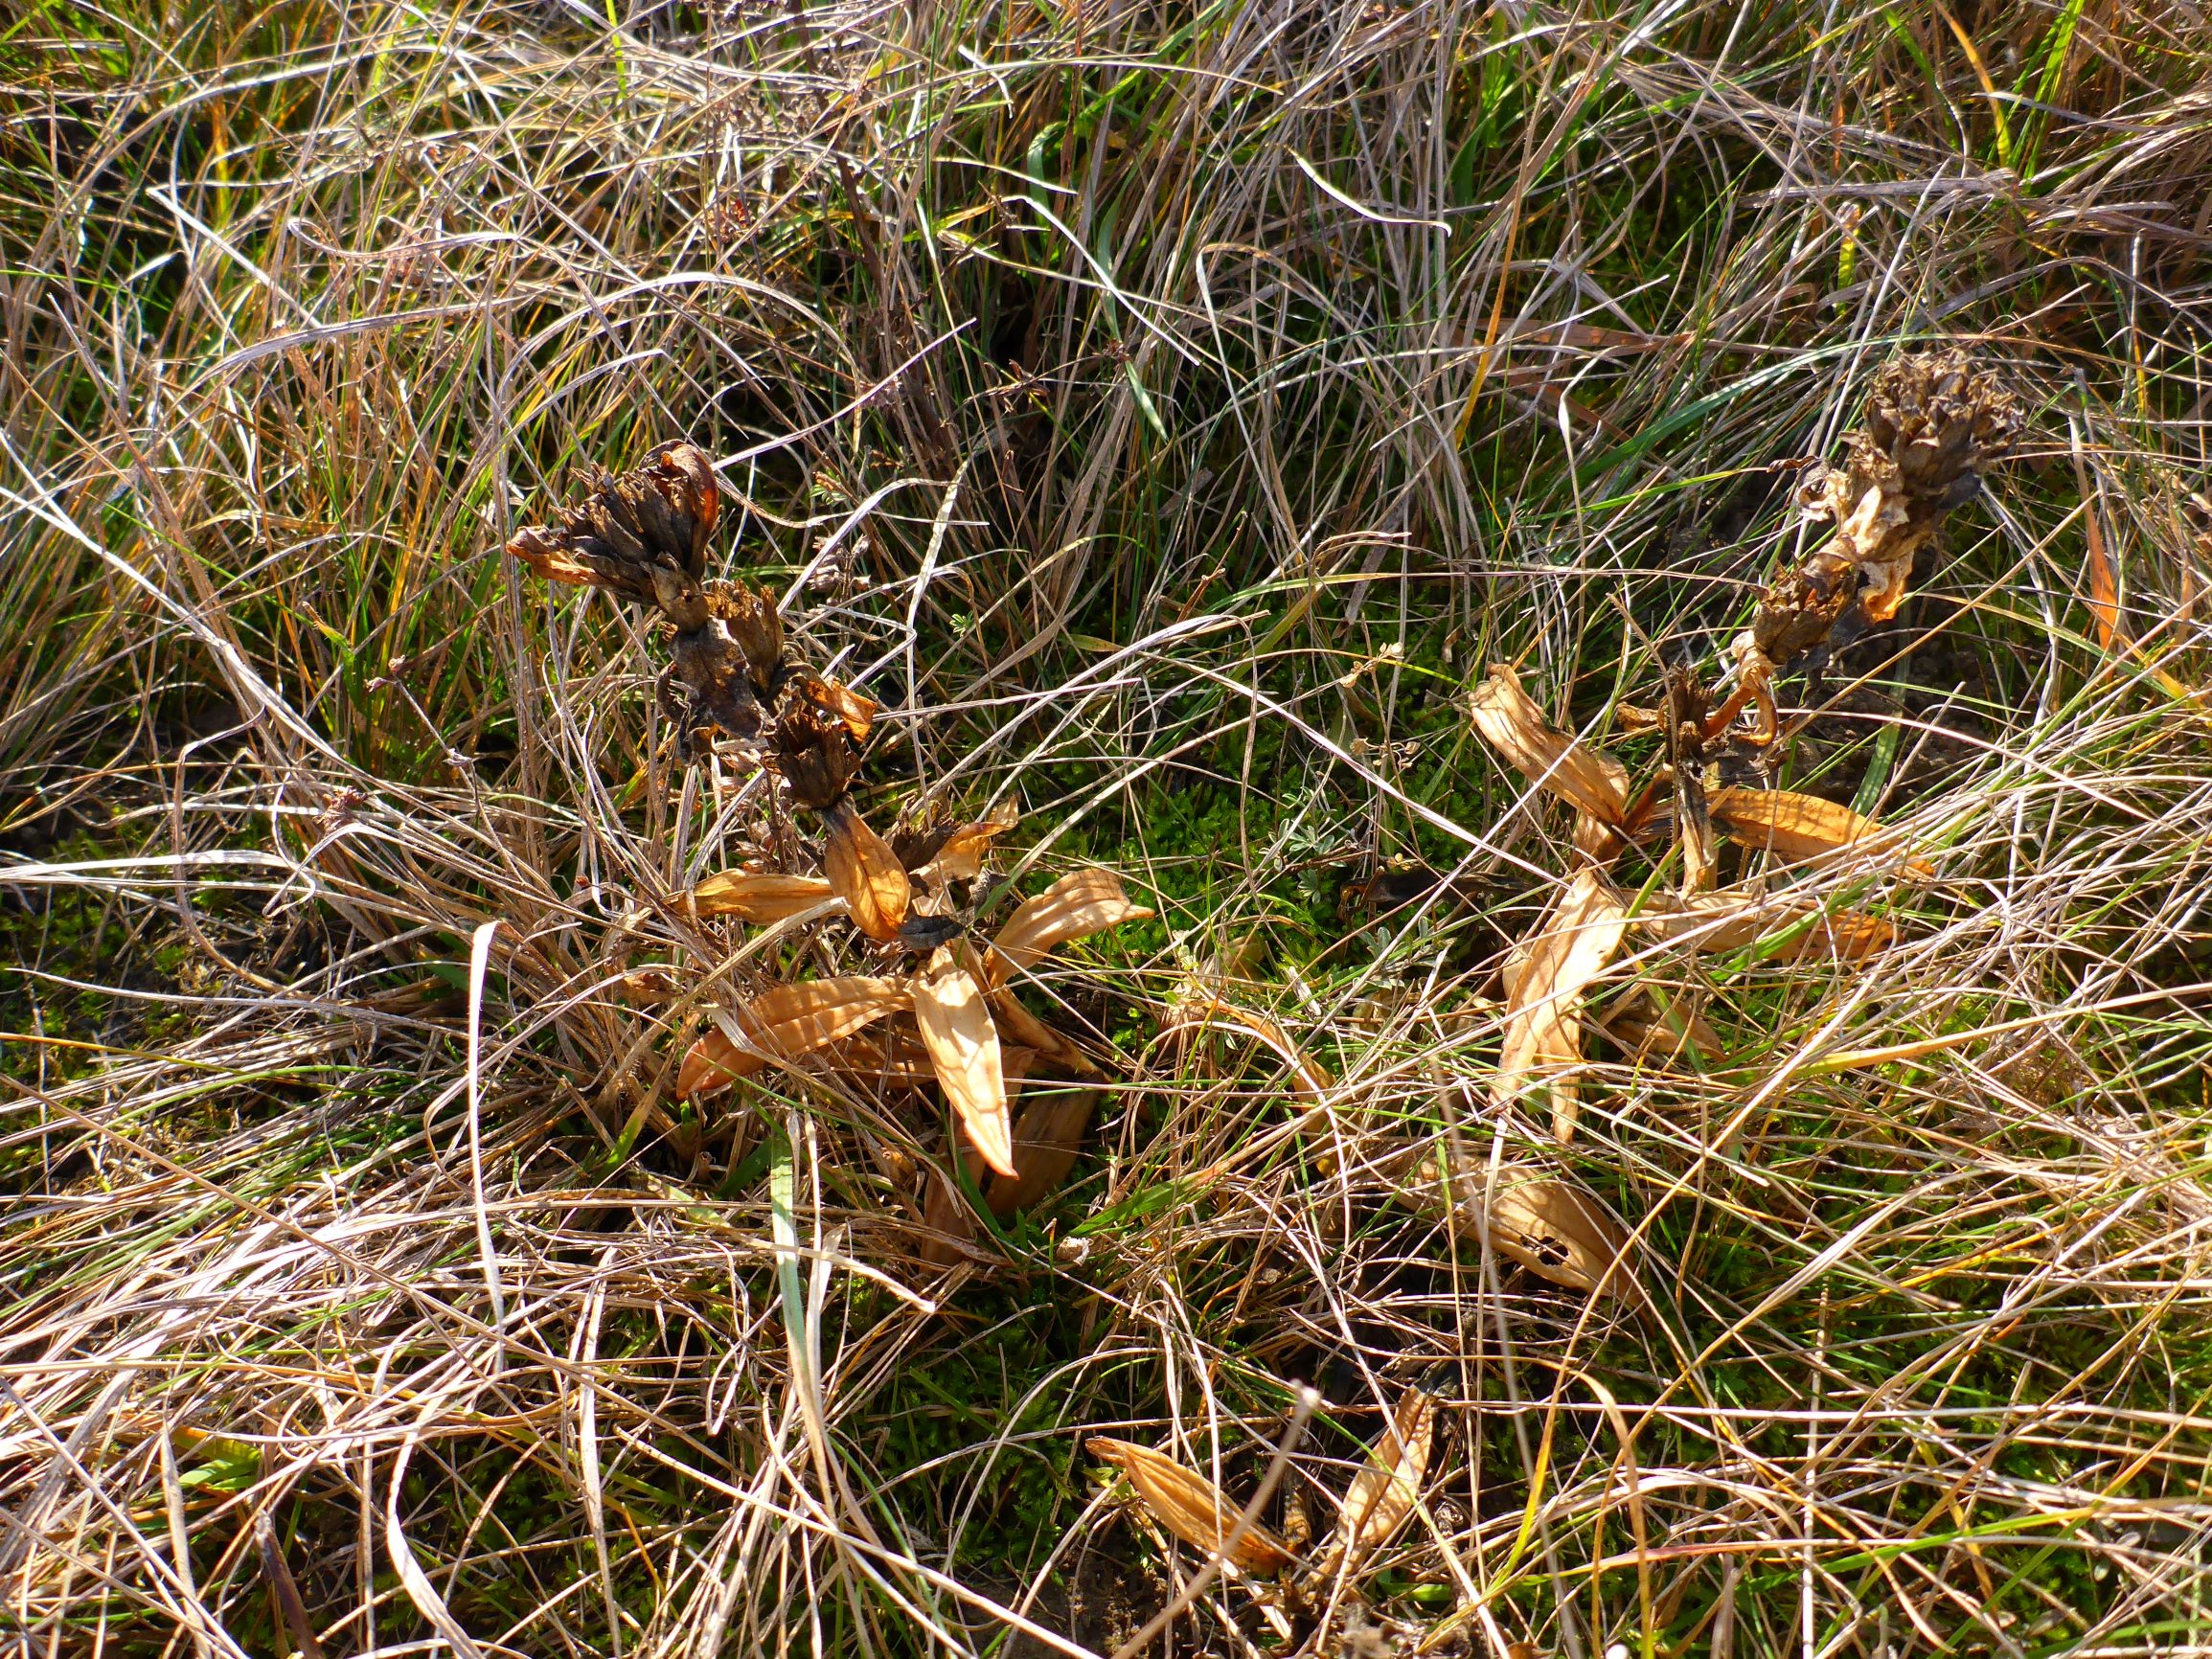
[1085,1437,1292,1575]
[1327,1388,1434,1574]
[688,871,837,923]
[823,802,911,943]
[1494,869,1629,1140]
[1413,1153,1645,1307]
[913,947,1015,1178]
[676,976,911,1098]
[987,869,1152,986]
[1708,787,1931,878]
[1469,664,1630,827]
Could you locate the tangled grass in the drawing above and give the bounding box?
[5,1,2212,1653]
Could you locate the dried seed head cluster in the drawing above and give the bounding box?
[1724,351,2023,741]
[505,442,805,752]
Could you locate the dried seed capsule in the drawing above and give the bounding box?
[770,702,858,810]
[712,580,786,691]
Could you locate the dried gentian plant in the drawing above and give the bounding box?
[506,443,1151,1240]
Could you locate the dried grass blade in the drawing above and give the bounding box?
[688,871,837,923]
[1469,664,1630,828]
[1325,1387,1434,1577]
[1165,995,1333,1102]
[988,869,1152,985]
[913,947,1015,1178]
[676,977,911,1098]
[822,800,911,942]
[1494,869,1628,1140]
[1086,1437,1292,1575]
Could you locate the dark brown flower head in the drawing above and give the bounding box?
[770,702,857,809]
[505,442,721,602]
[711,580,786,690]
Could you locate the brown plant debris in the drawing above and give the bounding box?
[1310,1386,1435,1585]
[1719,351,2021,744]
[1408,1148,1645,1307]
[1085,1437,1295,1576]
[1468,663,1630,854]
[1494,869,1630,1141]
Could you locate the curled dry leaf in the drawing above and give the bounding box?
[986,1083,1099,1216]
[1597,988,1723,1065]
[1494,869,1629,1141]
[913,945,1015,1178]
[988,869,1153,987]
[1469,665,1630,830]
[821,799,912,943]
[1164,994,1333,1102]
[688,871,837,923]
[1708,787,1931,879]
[1411,1151,1645,1307]
[814,1025,937,1088]
[677,976,911,1098]
[798,675,878,741]
[987,987,1102,1081]
[1317,1387,1434,1581]
[915,815,1017,887]
[1085,1437,1293,1576]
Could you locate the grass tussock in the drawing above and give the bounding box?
[5,1,2212,1654]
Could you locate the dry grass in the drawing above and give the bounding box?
[5,1,2212,1654]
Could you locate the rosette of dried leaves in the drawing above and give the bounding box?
[678,869,1150,1207]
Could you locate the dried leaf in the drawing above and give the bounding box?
[801,675,879,741]
[1469,665,1630,828]
[677,976,911,1098]
[1597,989,1723,1065]
[913,946,1015,1178]
[1412,1152,1644,1307]
[985,1083,1099,1216]
[688,871,837,923]
[986,988,1102,1080]
[1086,1437,1293,1575]
[1494,869,1629,1141]
[918,1050,1037,1265]
[814,1024,938,1087]
[1321,1388,1434,1579]
[1708,787,1930,878]
[822,800,911,943]
[506,531,607,589]
[1635,893,1893,961]
[916,815,1017,887]
[1163,995,1332,1102]
[987,870,1152,987]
